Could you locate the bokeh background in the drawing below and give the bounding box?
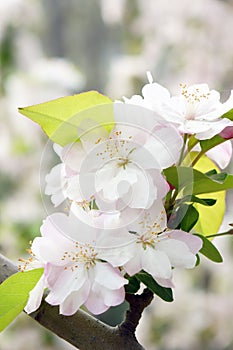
[0,1,233,349]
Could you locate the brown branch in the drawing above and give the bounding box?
[118,289,154,338]
[0,253,145,350]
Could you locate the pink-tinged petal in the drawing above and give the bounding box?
[46,267,87,305]
[141,248,172,280]
[168,230,202,254]
[206,140,232,169]
[151,170,170,199]
[94,262,128,290]
[59,279,91,316]
[84,285,110,315]
[155,277,175,288]
[157,238,197,269]
[24,275,46,314]
[90,282,125,308]
[195,118,233,140]
[45,264,64,287]
[102,286,125,307]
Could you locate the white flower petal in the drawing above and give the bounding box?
[123,246,142,276]
[206,140,232,169]
[168,230,202,255]
[59,279,91,316]
[141,248,172,280]
[157,239,197,269]
[46,267,87,305]
[94,262,128,290]
[84,284,110,315]
[24,275,46,314]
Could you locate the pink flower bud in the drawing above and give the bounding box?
[219,126,233,139]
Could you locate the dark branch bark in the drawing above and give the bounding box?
[118,289,154,338]
[0,253,146,350]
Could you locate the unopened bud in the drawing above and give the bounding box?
[219,126,233,139]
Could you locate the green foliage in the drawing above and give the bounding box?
[164,166,233,195]
[200,134,226,153]
[187,135,198,151]
[18,91,114,146]
[179,205,199,232]
[222,108,233,121]
[191,155,226,236]
[178,195,216,207]
[195,234,223,263]
[0,269,43,331]
[168,204,199,231]
[125,275,141,294]
[136,271,173,302]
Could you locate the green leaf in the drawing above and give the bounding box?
[164,166,233,196]
[207,172,227,183]
[188,135,199,151]
[0,268,43,331]
[179,195,216,207]
[191,155,226,236]
[195,234,223,263]
[168,204,199,231]
[18,91,114,146]
[125,275,141,294]
[195,254,200,267]
[221,108,233,121]
[179,205,199,232]
[205,169,217,176]
[200,134,226,153]
[136,271,173,302]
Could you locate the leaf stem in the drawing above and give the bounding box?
[206,229,233,239]
[190,149,205,167]
[188,137,199,152]
[178,134,188,165]
[191,137,227,167]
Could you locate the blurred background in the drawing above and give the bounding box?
[0,1,233,349]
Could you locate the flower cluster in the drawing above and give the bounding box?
[22,76,233,316]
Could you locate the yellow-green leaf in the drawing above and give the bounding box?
[18,91,114,146]
[192,153,225,236]
[0,269,43,332]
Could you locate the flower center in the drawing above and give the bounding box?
[180,83,211,104]
[137,235,155,249]
[61,242,98,271]
[95,130,134,162]
[117,157,130,169]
